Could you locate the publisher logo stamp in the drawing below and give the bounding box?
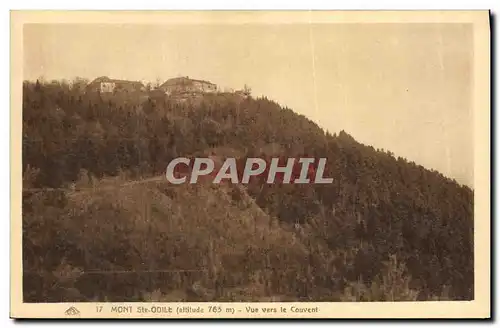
[65,306,80,316]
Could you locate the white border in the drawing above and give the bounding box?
[3,1,497,327]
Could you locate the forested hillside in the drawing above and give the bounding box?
[22,79,474,302]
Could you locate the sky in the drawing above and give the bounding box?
[23,23,473,186]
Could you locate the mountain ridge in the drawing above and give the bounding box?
[22,79,474,301]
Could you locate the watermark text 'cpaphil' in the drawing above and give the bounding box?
[165,157,333,184]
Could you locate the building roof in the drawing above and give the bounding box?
[160,76,216,88]
[88,76,144,87]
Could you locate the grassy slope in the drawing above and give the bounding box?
[25,174,319,301]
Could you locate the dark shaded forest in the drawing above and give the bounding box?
[22,79,474,302]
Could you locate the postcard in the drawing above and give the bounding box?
[10,10,490,319]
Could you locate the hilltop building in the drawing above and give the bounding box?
[235,89,250,99]
[87,76,146,94]
[159,76,217,96]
